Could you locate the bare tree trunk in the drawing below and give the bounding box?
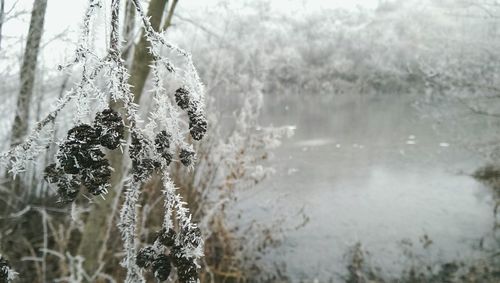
[162,0,178,31]
[128,0,169,101]
[10,0,48,148]
[121,0,136,64]
[0,1,47,280]
[0,0,4,49]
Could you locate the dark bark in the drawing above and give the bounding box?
[1,1,48,280]
[0,0,4,49]
[10,0,48,148]
[128,0,169,103]
[121,0,136,64]
[162,0,178,31]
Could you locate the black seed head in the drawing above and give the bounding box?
[179,148,195,167]
[152,254,172,281]
[67,124,99,145]
[177,261,198,283]
[160,152,173,166]
[189,113,207,141]
[155,131,171,153]
[57,143,83,174]
[132,158,157,182]
[175,87,190,110]
[169,244,198,282]
[157,228,176,247]
[170,245,191,268]
[155,131,173,165]
[78,147,106,169]
[57,142,105,174]
[136,246,157,269]
[94,109,124,149]
[80,163,111,196]
[130,133,149,158]
[183,226,202,247]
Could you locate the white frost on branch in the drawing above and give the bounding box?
[1,0,206,281]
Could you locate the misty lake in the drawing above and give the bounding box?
[234,93,498,281]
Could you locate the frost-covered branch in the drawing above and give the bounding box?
[2,0,208,281]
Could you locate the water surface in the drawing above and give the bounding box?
[235,93,498,281]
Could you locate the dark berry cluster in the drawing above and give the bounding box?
[44,109,124,202]
[138,227,200,282]
[157,227,200,283]
[170,245,198,283]
[174,87,207,141]
[136,246,157,269]
[80,161,112,195]
[136,247,172,281]
[152,254,172,281]
[182,226,202,249]
[179,148,195,167]
[155,131,172,165]
[0,256,12,282]
[175,87,190,110]
[157,228,176,247]
[94,108,124,149]
[130,133,161,182]
[58,124,99,174]
[188,112,208,141]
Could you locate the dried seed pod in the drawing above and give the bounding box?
[183,226,202,248]
[130,132,149,158]
[170,245,192,268]
[131,158,158,182]
[80,163,111,196]
[80,147,106,169]
[152,254,172,281]
[155,131,171,153]
[177,261,197,283]
[179,148,195,167]
[157,228,176,247]
[66,124,99,145]
[170,245,198,283]
[94,108,124,149]
[170,245,184,267]
[136,246,157,269]
[175,87,190,110]
[57,143,84,174]
[155,131,173,165]
[189,113,207,141]
[58,143,105,174]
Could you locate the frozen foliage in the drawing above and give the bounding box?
[1,0,206,281]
